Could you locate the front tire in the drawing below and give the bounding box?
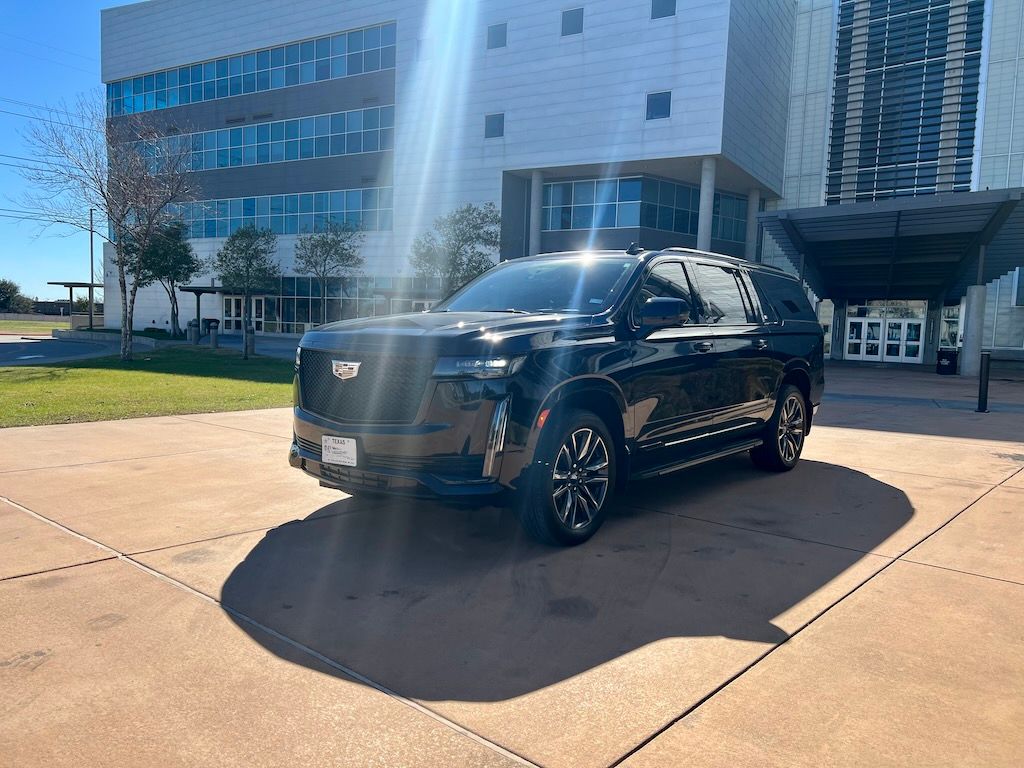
[750,384,807,472]
[517,408,616,546]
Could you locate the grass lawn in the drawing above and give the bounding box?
[0,347,294,427]
[0,319,70,335]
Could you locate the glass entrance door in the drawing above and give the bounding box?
[252,297,265,334]
[845,318,882,361]
[223,296,243,333]
[883,319,923,363]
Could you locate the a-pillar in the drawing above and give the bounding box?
[528,170,543,257]
[744,188,761,261]
[960,284,987,376]
[696,157,716,251]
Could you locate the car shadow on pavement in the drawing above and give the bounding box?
[220,458,912,702]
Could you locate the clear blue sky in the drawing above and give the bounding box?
[0,1,112,301]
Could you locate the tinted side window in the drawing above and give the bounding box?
[754,272,817,321]
[632,262,693,326]
[689,263,754,325]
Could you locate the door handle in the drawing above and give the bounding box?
[694,341,714,353]
[754,339,769,351]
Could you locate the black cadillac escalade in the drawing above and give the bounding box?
[290,247,824,545]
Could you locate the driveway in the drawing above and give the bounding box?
[1,367,1022,767]
[0,335,117,366]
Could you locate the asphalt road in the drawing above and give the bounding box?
[0,336,117,366]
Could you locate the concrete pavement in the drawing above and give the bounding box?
[0,335,118,366]
[1,366,1022,767]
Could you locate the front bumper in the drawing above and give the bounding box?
[290,402,512,498]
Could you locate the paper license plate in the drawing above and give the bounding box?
[321,436,357,466]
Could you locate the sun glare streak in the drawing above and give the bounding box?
[397,0,480,256]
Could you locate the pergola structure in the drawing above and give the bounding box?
[179,285,227,330]
[47,281,104,330]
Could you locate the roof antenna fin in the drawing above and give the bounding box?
[625,242,642,255]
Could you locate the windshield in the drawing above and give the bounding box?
[434,257,638,314]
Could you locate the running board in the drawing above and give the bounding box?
[633,438,763,480]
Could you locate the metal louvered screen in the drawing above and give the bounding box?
[299,348,434,424]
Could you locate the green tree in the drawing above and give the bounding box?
[411,202,501,295]
[140,220,201,337]
[214,225,280,359]
[0,279,34,314]
[294,222,364,325]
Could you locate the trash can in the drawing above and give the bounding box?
[187,319,200,345]
[207,319,220,349]
[936,348,959,375]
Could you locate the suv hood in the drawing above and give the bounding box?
[299,311,604,356]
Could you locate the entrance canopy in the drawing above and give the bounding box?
[760,189,1021,301]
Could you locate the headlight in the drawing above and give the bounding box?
[432,355,525,379]
[295,346,302,367]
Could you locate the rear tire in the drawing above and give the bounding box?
[750,384,807,472]
[516,408,616,546]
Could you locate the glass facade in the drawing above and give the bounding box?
[827,0,984,203]
[242,275,444,334]
[106,22,397,116]
[168,188,393,238]
[542,176,748,243]
[151,106,395,171]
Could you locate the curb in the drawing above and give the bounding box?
[53,329,163,349]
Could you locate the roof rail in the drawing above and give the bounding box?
[660,246,792,275]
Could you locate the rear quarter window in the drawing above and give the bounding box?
[754,272,817,322]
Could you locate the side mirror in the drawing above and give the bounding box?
[640,296,690,336]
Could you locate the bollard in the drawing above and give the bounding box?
[209,327,219,349]
[976,351,991,413]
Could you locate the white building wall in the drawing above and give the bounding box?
[978,0,1024,189]
[101,0,792,329]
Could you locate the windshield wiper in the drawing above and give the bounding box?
[489,308,532,314]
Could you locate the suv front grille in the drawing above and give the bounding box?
[299,349,435,424]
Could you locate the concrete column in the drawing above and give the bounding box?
[744,187,761,261]
[696,157,716,251]
[960,284,987,376]
[923,298,942,366]
[832,299,848,361]
[528,170,543,257]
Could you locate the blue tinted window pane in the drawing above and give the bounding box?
[300,62,315,83]
[257,50,271,70]
[617,202,640,226]
[286,44,300,64]
[315,37,330,59]
[364,26,381,49]
[242,53,256,73]
[345,190,361,210]
[178,67,191,85]
[347,52,363,75]
[216,59,228,78]
[487,23,507,50]
[651,0,676,19]
[229,56,242,76]
[347,110,363,131]
[348,29,364,52]
[380,45,396,69]
[300,40,315,62]
[242,74,255,93]
[364,49,380,71]
[646,91,671,120]
[484,113,504,138]
[380,105,395,127]
[271,47,285,67]
[330,113,345,133]
[316,60,330,80]
[381,23,397,46]
[155,72,166,90]
[271,68,286,88]
[331,34,347,55]
[561,8,584,36]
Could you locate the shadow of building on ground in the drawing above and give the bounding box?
[221,458,912,702]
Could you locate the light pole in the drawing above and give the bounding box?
[88,208,95,330]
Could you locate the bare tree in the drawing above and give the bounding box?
[411,202,501,294]
[294,222,364,325]
[18,91,196,360]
